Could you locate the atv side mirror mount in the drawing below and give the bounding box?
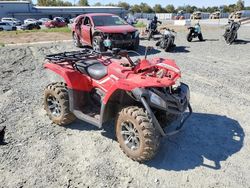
[144,46,154,59]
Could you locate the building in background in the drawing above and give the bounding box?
[0,1,127,21]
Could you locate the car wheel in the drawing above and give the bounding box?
[132,36,140,50]
[72,32,82,47]
[0,28,3,31]
[92,36,106,52]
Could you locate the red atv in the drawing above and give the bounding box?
[43,48,192,162]
[71,13,140,51]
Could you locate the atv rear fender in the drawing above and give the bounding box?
[44,63,92,91]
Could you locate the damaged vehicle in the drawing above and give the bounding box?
[71,13,140,51]
[43,47,192,162]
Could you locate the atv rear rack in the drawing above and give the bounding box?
[45,48,102,64]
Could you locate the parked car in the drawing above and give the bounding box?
[72,13,140,51]
[69,17,76,24]
[1,17,21,26]
[0,22,17,31]
[24,18,39,25]
[44,17,67,28]
[190,11,202,19]
[38,18,51,25]
[20,22,41,30]
[229,11,242,19]
[174,10,185,20]
[209,11,221,19]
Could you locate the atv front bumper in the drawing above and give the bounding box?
[132,83,192,136]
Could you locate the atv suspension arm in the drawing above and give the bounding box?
[141,97,192,137]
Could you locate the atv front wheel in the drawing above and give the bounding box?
[44,82,76,126]
[116,106,160,162]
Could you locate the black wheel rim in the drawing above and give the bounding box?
[47,95,61,117]
[121,121,140,151]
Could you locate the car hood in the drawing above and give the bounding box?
[95,25,136,33]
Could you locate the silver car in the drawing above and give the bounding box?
[0,22,17,31]
[1,17,22,26]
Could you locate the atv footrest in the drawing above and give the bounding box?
[73,110,101,128]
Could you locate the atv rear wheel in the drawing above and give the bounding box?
[92,36,106,52]
[116,106,160,162]
[44,82,76,126]
[73,32,82,48]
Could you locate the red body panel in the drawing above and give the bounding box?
[44,62,92,91]
[44,57,181,104]
[45,20,67,28]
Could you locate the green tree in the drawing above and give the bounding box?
[140,3,153,13]
[78,0,88,6]
[236,0,244,10]
[37,0,72,6]
[165,4,175,13]
[106,3,116,6]
[93,2,102,6]
[228,4,237,12]
[117,1,130,10]
[153,4,164,13]
[130,4,141,13]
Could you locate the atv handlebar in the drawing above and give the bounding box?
[101,48,136,67]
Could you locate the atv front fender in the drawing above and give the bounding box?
[44,63,92,91]
[131,86,192,137]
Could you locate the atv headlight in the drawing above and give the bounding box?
[149,91,166,109]
[172,79,181,90]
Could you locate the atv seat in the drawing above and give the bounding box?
[75,60,108,80]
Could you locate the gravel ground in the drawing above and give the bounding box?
[0,27,250,188]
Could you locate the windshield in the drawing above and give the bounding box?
[92,15,127,26]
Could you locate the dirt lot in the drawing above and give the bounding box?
[0,26,250,188]
[0,30,71,44]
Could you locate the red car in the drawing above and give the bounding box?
[45,17,67,28]
[72,13,140,51]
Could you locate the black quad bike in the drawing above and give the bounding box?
[44,47,192,162]
[223,20,241,45]
[156,28,176,52]
[187,23,204,42]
